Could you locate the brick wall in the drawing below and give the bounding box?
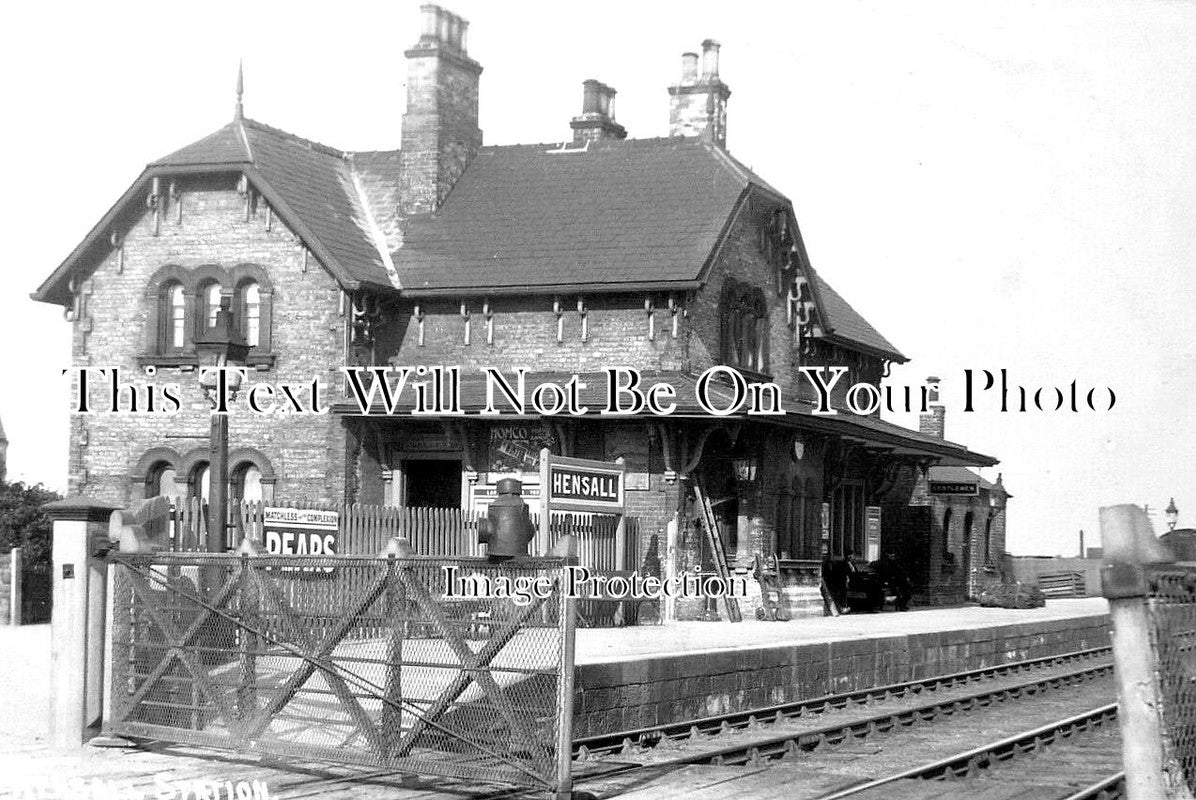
[574,611,1110,736]
[68,175,350,506]
[903,472,1009,603]
[399,36,482,215]
[381,294,688,374]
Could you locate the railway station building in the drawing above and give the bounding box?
[33,4,1001,618]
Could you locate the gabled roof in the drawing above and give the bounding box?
[391,137,751,294]
[811,274,906,362]
[153,121,251,166]
[33,118,396,306]
[928,465,995,490]
[927,465,1011,494]
[33,117,903,363]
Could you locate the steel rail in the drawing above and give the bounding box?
[637,663,1113,769]
[812,702,1119,799]
[574,644,1112,760]
[566,662,1116,796]
[1062,771,1126,800]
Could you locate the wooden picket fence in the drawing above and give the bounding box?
[1037,570,1087,598]
[167,499,638,571]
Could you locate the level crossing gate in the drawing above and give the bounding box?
[105,544,578,796]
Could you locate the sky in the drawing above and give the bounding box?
[0,0,1192,556]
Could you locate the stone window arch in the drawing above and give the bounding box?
[132,447,186,502]
[144,265,193,356]
[141,263,274,367]
[177,447,211,503]
[229,447,276,503]
[189,264,231,342]
[163,282,186,351]
[230,264,274,353]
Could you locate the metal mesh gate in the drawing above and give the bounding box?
[107,550,576,792]
[1147,568,1196,793]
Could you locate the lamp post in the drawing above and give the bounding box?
[195,299,248,553]
[1166,498,1179,532]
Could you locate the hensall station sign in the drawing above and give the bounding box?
[539,450,625,513]
[537,449,626,553]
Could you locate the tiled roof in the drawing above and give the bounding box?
[928,465,996,490]
[351,150,405,256]
[153,119,395,289]
[153,122,251,166]
[391,138,748,292]
[36,119,904,362]
[812,274,905,362]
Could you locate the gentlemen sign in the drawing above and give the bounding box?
[929,481,979,496]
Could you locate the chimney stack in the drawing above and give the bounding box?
[701,39,721,78]
[918,376,945,439]
[399,4,483,215]
[570,79,627,145]
[668,39,731,148]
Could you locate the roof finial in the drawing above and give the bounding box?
[234,59,244,121]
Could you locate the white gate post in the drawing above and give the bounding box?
[10,546,21,625]
[551,534,579,800]
[42,496,119,747]
[1100,503,1194,799]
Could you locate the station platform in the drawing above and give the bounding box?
[0,599,1110,799]
[572,597,1110,738]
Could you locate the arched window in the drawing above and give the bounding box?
[719,280,769,374]
[147,463,186,505]
[192,462,211,504]
[228,450,275,504]
[200,281,223,330]
[158,281,186,352]
[237,280,261,348]
[232,464,263,502]
[230,267,273,357]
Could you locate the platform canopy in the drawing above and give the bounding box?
[330,369,997,468]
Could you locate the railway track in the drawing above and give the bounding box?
[573,649,1120,799]
[815,704,1124,799]
[76,647,1120,800]
[574,646,1112,764]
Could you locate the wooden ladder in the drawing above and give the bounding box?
[692,478,743,623]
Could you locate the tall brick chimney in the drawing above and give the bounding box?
[918,376,945,439]
[570,80,627,145]
[399,4,483,215]
[668,40,731,148]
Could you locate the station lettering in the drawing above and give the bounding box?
[550,468,620,503]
